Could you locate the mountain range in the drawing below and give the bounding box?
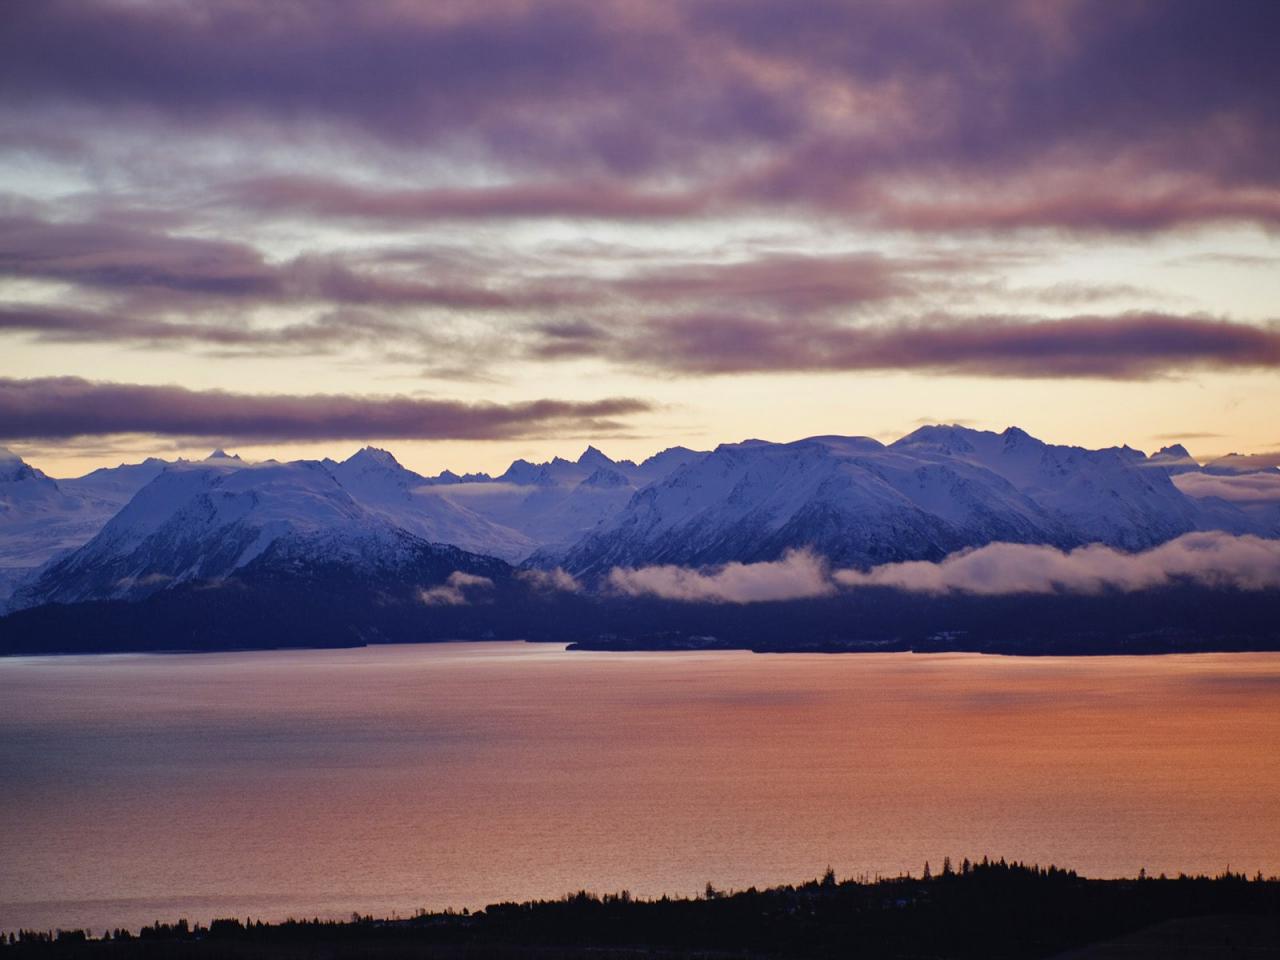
[1,427,1277,647]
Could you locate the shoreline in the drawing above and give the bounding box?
[5,864,1278,956]
[5,633,1280,660]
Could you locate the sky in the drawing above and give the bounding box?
[1,0,1278,478]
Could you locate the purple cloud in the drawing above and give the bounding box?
[0,216,536,310]
[0,303,403,352]
[419,571,495,606]
[0,377,652,442]
[1174,472,1280,505]
[833,533,1280,595]
[227,176,712,222]
[3,1,1278,229]
[608,549,834,603]
[608,533,1280,602]
[615,253,907,314]
[570,312,1280,379]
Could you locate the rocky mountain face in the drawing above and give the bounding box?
[549,427,1259,575]
[0,447,165,601]
[2,427,1276,613]
[9,455,507,610]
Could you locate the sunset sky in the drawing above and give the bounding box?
[2,0,1278,477]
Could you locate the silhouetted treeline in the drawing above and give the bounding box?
[1,557,1278,657]
[3,860,1278,959]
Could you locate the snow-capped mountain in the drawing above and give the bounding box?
[0,448,177,591]
[14,457,356,605]
[1147,444,1201,475]
[550,426,1254,575]
[322,447,533,561]
[889,425,1199,548]
[4,427,1276,615]
[0,447,167,600]
[60,456,172,507]
[424,445,705,552]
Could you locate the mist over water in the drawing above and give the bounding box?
[2,642,1278,934]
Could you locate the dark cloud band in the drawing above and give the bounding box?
[3,1,1279,230]
[0,377,653,442]
[534,312,1280,379]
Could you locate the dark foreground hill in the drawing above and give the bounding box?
[1,571,1278,657]
[5,862,1278,959]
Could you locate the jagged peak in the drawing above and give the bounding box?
[0,446,43,482]
[498,458,559,485]
[1000,425,1037,443]
[345,446,402,469]
[893,423,984,452]
[206,448,242,461]
[577,445,615,468]
[499,458,539,482]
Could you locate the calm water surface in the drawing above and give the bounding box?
[2,642,1278,933]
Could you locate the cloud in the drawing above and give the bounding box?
[860,179,1280,234]
[5,223,1279,381]
[1205,452,1280,473]
[226,174,1280,236]
[0,215,547,311]
[418,571,495,605]
[0,377,652,442]
[607,549,835,603]
[4,1,1279,230]
[0,303,413,354]
[572,312,1280,379]
[226,176,712,222]
[833,533,1280,595]
[615,253,907,314]
[516,567,582,593]
[604,534,1280,602]
[1174,472,1280,504]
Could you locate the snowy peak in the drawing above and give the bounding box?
[632,446,705,484]
[498,459,546,485]
[63,457,172,503]
[324,447,533,562]
[1148,445,1201,475]
[1001,425,1038,445]
[0,447,47,484]
[8,429,1273,610]
[205,449,243,462]
[797,435,886,456]
[344,446,403,470]
[14,458,383,606]
[0,453,186,594]
[892,424,982,456]
[552,425,1215,575]
[577,445,616,470]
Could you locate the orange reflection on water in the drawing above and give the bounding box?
[1,643,1278,932]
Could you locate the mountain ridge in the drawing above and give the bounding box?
[2,428,1277,611]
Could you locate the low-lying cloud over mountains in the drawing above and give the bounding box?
[3,425,1279,611]
[607,533,1280,605]
[2,424,1278,655]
